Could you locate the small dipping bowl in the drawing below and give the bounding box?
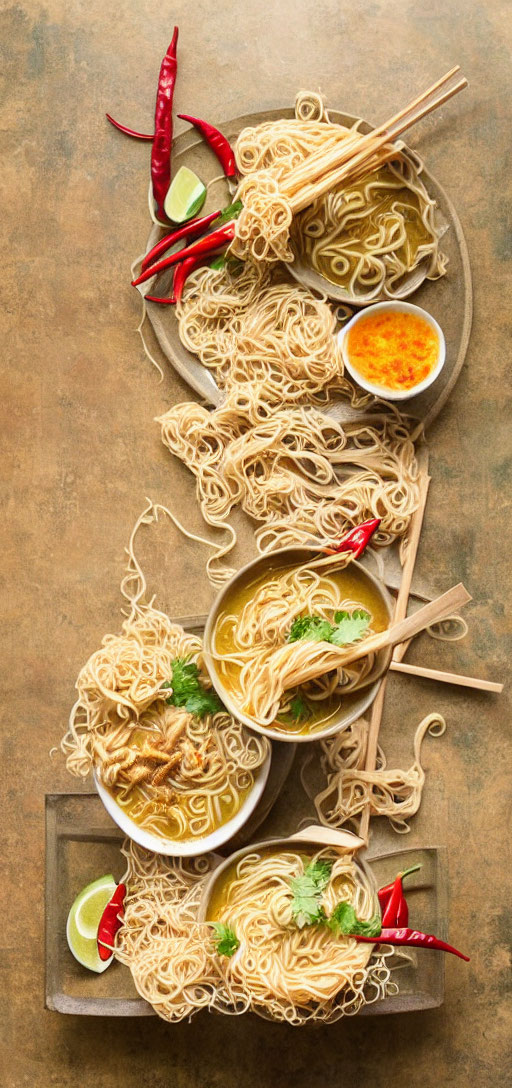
[198,824,377,922]
[338,300,446,402]
[93,747,271,857]
[203,547,394,744]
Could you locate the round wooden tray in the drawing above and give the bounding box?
[143,108,472,428]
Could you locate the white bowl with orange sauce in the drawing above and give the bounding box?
[338,301,446,401]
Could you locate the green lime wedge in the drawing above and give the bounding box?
[66,874,117,973]
[164,165,207,223]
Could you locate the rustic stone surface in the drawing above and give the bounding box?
[2,0,511,1084]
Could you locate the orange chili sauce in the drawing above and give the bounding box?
[346,310,439,391]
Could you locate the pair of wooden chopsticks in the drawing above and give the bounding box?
[284,66,468,213]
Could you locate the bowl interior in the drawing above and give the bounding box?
[198,825,375,922]
[93,748,271,857]
[203,547,393,743]
[338,300,446,401]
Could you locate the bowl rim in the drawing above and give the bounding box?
[203,546,394,744]
[197,824,375,922]
[93,746,272,857]
[338,300,446,401]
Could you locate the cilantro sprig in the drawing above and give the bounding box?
[287,609,371,648]
[212,922,240,958]
[290,860,333,928]
[327,901,382,938]
[162,658,223,717]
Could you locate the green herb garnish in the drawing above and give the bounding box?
[327,901,382,938]
[212,922,240,958]
[287,609,371,648]
[290,859,332,928]
[288,615,334,643]
[215,199,243,226]
[162,658,223,717]
[329,609,371,646]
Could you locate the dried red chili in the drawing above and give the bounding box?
[151,27,179,221]
[106,114,154,140]
[350,927,469,961]
[177,113,237,178]
[97,883,126,961]
[132,223,235,287]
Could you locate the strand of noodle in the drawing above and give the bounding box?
[313,712,446,833]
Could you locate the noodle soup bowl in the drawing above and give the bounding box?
[198,824,378,923]
[93,746,271,858]
[338,301,446,402]
[203,547,394,744]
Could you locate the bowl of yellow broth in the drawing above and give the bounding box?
[339,301,446,401]
[203,547,393,743]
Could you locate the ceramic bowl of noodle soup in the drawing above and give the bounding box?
[197,824,387,1022]
[203,547,393,743]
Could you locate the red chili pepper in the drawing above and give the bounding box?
[177,113,237,178]
[145,255,206,305]
[141,210,222,272]
[132,223,235,287]
[380,861,421,922]
[349,927,469,961]
[106,114,154,140]
[151,28,179,221]
[145,293,176,304]
[378,864,421,927]
[97,883,126,961]
[324,518,381,558]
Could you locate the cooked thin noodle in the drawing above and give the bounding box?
[231,91,447,286]
[313,712,446,833]
[60,502,269,841]
[115,838,401,1023]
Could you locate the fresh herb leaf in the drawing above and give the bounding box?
[327,900,382,938]
[215,199,243,226]
[329,609,371,646]
[290,860,333,928]
[164,658,223,717]
[288,615,334,643]
[212,922,240,957]
[210,255,226,270]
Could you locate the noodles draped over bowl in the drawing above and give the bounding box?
[60,507,269,842]
[231,91,447,295]
[115,838,402,1024]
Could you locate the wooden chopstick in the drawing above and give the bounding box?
[358,465,430,842]
[389,660,503,694]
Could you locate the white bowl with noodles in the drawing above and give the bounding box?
[338,301,446,402]
[93,748,271,857]
[203,546,393,744]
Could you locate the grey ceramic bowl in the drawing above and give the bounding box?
[203,547,393,744]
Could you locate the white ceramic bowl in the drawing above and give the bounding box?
[93,747,271,857]
[338,300,446,401]
[203,547,393,744]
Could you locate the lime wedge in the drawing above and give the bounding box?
[66,874,117,973]
[164,166,207,223]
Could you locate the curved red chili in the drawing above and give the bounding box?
[106,114,154,140]
[351,927,470,961]
[324,518,381,558]
[97,883,126,961]
[132,223,235,287]
[151,27,179,221]
[178,113,237,178]
[141,210,221,272]
[379,864,421,927]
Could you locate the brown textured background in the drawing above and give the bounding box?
[2,0,512,1084]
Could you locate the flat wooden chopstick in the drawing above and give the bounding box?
[389,660,503,694]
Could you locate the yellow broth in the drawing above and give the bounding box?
[208,847,319,921]
[213,557,389,736]
[101,727,252,842]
